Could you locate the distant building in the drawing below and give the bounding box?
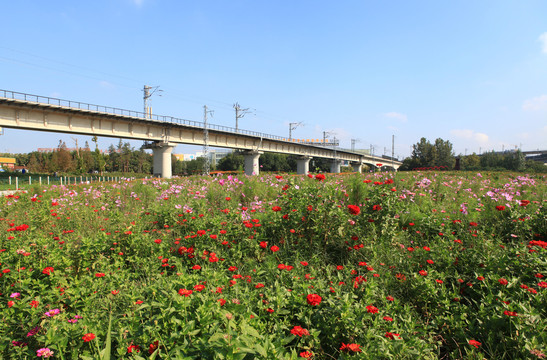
[0,157,16,170]
[173,149,231,166]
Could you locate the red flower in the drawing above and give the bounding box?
[495,205,506,211]
[192,265,201,270]
[383,316,393,321]
[30,300,39,308]
[178,288,193,297]
[82,333,96,342]
[306,293,322,306]
[504,310,518,316]
[519,200,530,207]
[127,344,141,353]
[376,163,383,167]
[290,325,310,337]
[340,343,362,352]
[419,270,428,276]
[42,267,54,275]
[272,206,282,212]
[315,174,325,181]
[366,305,379,314]
[8,301,14,308]
[300,351,313,358]
[498,278,508,286]
[372,204,382,211]
[385,332,401,340]
[347,205,360,215]
[538,281,547,288]
[95,273,105,277]
[149,340,159,355]
[270,245,280,252]
[193,284,205,292]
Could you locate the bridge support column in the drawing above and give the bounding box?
[352,163,362,173]
[330,159,341,174]
[244,151,263,176]
[296,156,311,175]
[145,142,176,178]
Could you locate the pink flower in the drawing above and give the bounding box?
[37,348,54,357]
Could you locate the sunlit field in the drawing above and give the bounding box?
[1,171,545,359]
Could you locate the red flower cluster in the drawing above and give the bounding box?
[340,343,362,352]
[306,293,322,306]
[82,333,96,342]
[290,325,310,337]
[347,205,360,215]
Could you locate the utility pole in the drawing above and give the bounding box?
[351,139,360,151]
[143,85,162,119]
[289,122,302,140]
[323,131,334,147]
[392,135,395,169]
[234,102,250,133]
[203,105,214,175]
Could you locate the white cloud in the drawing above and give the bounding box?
[539,32,547,54]
[383,112,407,122]
[522,94,547,111]
[99,81,115,89]
[450,129,489,144]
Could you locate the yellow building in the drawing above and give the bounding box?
[0,157,16,170]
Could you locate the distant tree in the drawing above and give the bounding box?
[434,138,455,168]
[55,140,74,172]
[217,152,244,171]
[186,157,206,174]
[404,137,455,169]
[260,153,294,172]
[462,153,480,170]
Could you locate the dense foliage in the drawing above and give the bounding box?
[0,171,546,359]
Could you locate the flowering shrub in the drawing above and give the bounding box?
[0,171,545,359]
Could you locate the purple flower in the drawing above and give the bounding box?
[26,326,40,337]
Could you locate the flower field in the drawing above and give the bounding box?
[1,171,546,359]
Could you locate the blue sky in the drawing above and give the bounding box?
[1,0,546,158]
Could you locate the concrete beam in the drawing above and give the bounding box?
[352,163,362,173]
[330,159,341,173]
[296,156,311,175]
[144,142,176,178]
[244,151,263,176]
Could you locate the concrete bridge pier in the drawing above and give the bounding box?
[296,156,311,175]
[330,159,341,173]
[244,151,263,176]
[352,163,362,173]
[145,141,176,178]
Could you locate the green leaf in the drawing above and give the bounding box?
[255,344,268,358]
[99,311,112,360]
